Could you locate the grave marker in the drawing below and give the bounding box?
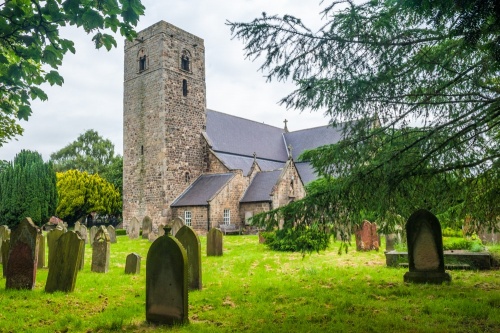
[175,226,202,290]
[355,220,380,251]
[142,216,152,239]
[0,225,10,264]
[125,253,141,274]
[79,225,88,244]
[404,209,451,284]
[128,217,140,239]
[207,228,223,256]
[171,217,184,238]
[2,239,10,277]
[6,217,41,290]
[37,233,45,268]
[91,226,110,273]
[146,226,188,325]
[89,226,98,247]
[107,225,117,243]
[46,225,65,269]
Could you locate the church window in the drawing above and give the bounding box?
[223,209,231,225]
[182,79,188,96]
[185,172,190,183]
[181,50,190,71]
[184,211,192,226]
[138,48,148,72]
[141,145,144,155]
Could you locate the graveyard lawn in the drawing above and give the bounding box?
[0,235,498,332]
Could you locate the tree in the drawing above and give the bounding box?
[0,150,57,227]
[0,0,145,146]
[56,169,121,223]
[229,0,500,248]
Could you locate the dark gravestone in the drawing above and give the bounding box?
[2,239,10,277]
[0,225,10,264]
[404,209,451,284]
[142,216,152,239]
[89,226,98,247]
[107,225,117,243]
[45,231,84,293]
[128,217,140,239]
[207,228,223,256]
[175,226,202,290]
[6,217,41,290]
[46,225,65,269]
[37,233,45,268]
[125,253,141,274]
[171,217,184,238]
[146,227,188,325]
[355,220,379,251]
[91,226,110,273]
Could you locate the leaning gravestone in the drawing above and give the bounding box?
[6,217,41,290]
[2,239,10,277]
[404,209,451,284]
[207,228,223,256]
[142,216,152,239]
[0,225,10,264]
[128,217,140,239]
[89,226,98,247]
[37,233,45,268]
[45,231,84,293]
[175,226,202,290]
[107,225,117,243]
[146,226,188,325]
[171,217,184,238]
[125,253,141,274]
[91,226,110,273]
[355,220,380,251]
[46,225,65,269]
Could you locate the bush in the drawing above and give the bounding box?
[442,227,463,238]
[261,224,331,253]
[115,229,126,236]
[442,237,485,252]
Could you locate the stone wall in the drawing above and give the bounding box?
[239,202,272,225]
[271,160,306,209]
[171,206,208,234]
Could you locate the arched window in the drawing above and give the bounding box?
[138,48,148,72]
[181,50,190,71]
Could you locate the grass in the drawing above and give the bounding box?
[0,235,499,332]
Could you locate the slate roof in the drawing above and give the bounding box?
[283,125,347,160]
[295,162,318,185]
[215,152,285,175]
[171,173,234,207]
[240,170,281,203]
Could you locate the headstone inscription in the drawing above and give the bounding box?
[107,225,117,243]
[128,217,140,239]
[91,226,110,273]
[142,216,152,239]
[125,253,141,274]
[207,228,223,256]
[46,225,65,269]
[45,231,84,293]
[6,217,41,290]
[175,226,202,290]
[404,209,451,284]
[355,220,380,251]
[146,226,188,325]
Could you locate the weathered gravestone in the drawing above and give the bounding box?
[79,225,88,245]
[171,217,184,238]
[46,225,65,269]
[355,220,380,251]
[404,209,451,284]
[175,226,202,290]
[45,231,84,293]
[91,226,110,273]
[75,231,86,270]
[142,216,152,239]
[74,221,81,232]
[125,253,141,274]
[37,233,45,268]
[207,228,223,256]
[146,226,188,325]
[385,233,397,252]
[89,226,98,247]
[2,239,10,277]
[6,217,41,290]
[128,217,140,239]
[0,225,10,264]
[107,225,117,243]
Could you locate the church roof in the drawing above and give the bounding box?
[295,162,319,185]
[171,173,234,207]
[283,125,347,160]
[240,170,281,203]
[214,152,285,175]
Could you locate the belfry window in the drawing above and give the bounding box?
[138,48,148,72]
[181,50,190,71]
[139,55,147,71]
[185,172,190,184]
[182,79,188,96]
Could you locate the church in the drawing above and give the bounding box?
[122,21,347,234]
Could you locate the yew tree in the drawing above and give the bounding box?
[0,0,145,146]
[229,0,500,244]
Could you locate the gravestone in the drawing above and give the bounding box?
[74,221,81,233]
[37,233,45,268]
[404,209,451,284]
[75,231,85,271]
[2,239,10,277]
[125,253,141,274]
[128,217,140,239]
[91,226,110,273]
[148,232,158,242]
[0,225,10,264]
[355,220,380,251]
[45,231,84,293]
[6,217,41,290]
[107,225,117,243]
[157,224,165,237]
[79,225,88,244]
[89,226,98,247]
[385,233,397,252]
[175,226,202,290]
[171,217,184,238]
[146,226,188,325]
[46,225,65,269]
[207,228,223,256]
[142,216,152,239]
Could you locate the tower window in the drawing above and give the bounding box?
[137,48,148,72]
[139,55,147,71]
[141,145,144,155]
[181,50,190,71]
[185,172,190,184]
[182,79,188,96]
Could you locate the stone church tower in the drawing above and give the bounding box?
[123,21,206,228]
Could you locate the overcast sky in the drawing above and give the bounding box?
[0,1,331,162]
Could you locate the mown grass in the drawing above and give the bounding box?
[0,235,499,332]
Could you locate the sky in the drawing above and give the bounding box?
[0,1,332,162]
